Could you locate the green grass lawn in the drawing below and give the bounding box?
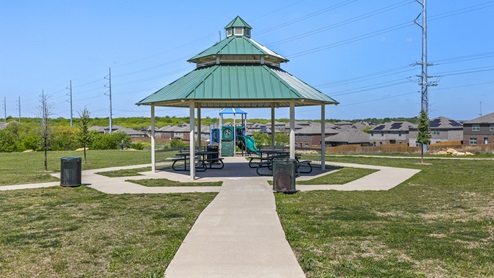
[297,167,378,185]
[276,156,494,277]
[2,150,493,277]
[0,186,216,277]
[0,150,174,186]
[96,167,152,177]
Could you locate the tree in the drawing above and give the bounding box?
[38,91,52,171]
[252,131,269,148]
[77,108,92,164]
[417,110,431,164]
[274,132,289,146]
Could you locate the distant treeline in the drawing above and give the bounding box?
[3,116,419,130]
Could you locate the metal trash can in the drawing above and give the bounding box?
[272,157,297,193]
[60,156,82,187]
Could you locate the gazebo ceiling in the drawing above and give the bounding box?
[136,64,338,108]
[136,16,338,109]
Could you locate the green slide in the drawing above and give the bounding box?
[241,136,260,155]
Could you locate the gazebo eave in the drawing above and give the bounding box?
[137,98,338,109]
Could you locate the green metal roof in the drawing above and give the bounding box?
[188,36,287,63]
[224,16,252,29]
[136,64,338,108]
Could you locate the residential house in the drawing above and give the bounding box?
[325,129,371,146]
[462,112,494,145]
[0,121,12,130]
[295,123,327,147]
[408,116,463,146]
[89,125,147,138]
[369,121,416,145]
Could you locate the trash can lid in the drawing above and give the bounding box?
[61,156,81,161]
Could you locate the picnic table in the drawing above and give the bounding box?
[248,150,312,176]
[170,151,224,172]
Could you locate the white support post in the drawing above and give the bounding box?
[189,102,196,180]
[197,104,201,151]
[233,113,236,157]
[219,114,223,156]
[321,104,326,171]
[289,101,295,159]
[271,104,275,149]
[151,105,156,172]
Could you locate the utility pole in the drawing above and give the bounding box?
[67,80,73,126]
[414,0,429,116]
[479,101,482,117]
[104,68,113,134]
[3,97,6,122]
[17,96,21,123]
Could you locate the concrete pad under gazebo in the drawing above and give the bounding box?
[136,16,339,179]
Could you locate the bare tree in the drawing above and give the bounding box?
[77,108,92,164]
[39,91,52,171]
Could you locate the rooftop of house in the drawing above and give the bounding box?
[463,111,494,124]
[370,121,416,132]
[325,129,370,143]
[409,116,463,130]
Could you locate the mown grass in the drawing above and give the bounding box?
[276,156,494,277]
[0,150,174,185]
[0,186,216,277]
[96,167,152,177]
[129,178,222,187]
[297,167,377,185]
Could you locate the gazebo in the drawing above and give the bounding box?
[136,16,338,179]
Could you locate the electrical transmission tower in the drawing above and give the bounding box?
[17,96,21,123]
[414,0,437,117]
[104,68,113,134]
[67,80,73,126]
[3,97,6,122]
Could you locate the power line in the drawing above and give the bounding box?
[256,0,358,35]
[288,21,412,58]
[268,0,413,47]
[429,1,494,21]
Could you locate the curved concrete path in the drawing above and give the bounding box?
[0,157,420,277]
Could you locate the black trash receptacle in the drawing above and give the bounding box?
[206,146,219,160]
[272,157,297,193]
[60,156,82,187]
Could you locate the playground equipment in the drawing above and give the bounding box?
[219,108,252,157]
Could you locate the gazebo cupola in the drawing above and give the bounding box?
[225,16,252,38]
[188,16,289,68]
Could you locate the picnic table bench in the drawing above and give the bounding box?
[169,151,224,172]
[251,150,312,176]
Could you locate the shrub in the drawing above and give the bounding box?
[131,142,144,150]
[92,132,131,150]
[170,138,187,149]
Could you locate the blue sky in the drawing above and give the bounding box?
[1,0,493,121]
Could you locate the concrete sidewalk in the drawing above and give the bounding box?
[298,162,421,191]
[0,157,421,277]
[164,178,305,278]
